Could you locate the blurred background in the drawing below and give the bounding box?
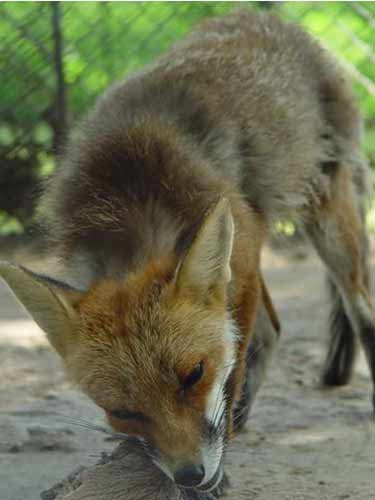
[0,1,374,240]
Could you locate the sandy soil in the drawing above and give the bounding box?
[0,242,374,500]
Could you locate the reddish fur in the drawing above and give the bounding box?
[315,165,364,295]
[63,252,232,463]
[50,190,267,460]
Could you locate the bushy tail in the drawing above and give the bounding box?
[322,164,371,386]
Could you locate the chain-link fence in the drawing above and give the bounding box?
[0,2,374,233]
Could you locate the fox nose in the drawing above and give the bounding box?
[174,464,205,487]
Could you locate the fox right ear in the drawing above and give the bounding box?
[175,198,234,300]
[0,262,83,356]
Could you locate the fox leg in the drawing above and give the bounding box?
[210,470,231,498]
[234,280,280,432]
[322,277,358,386]
[304,164,375,410]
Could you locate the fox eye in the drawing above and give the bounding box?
[182,361,204,391]
[109,409,150,423]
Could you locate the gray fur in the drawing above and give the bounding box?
[41,440,215,500]
[40,9,370,283]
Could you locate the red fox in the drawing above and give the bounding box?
[1,10,374,496]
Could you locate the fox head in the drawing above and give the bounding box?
[0,199,238,491]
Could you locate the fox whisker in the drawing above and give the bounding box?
[210,361,236,432]
[50,412,129,440]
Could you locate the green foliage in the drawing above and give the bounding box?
[0,211,23,235]
[281,2,375,120]
[368,205,375,233]
[62,2,238,115]
[0,2,374,235]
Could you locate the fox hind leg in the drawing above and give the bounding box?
[322,206,370,388]
[322,277,358,386]
[305,164,375,411]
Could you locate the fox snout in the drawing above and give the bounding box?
[152,430,225,491]
[171,460,223,492]
[173,463,205,487]
[157,455,223,491]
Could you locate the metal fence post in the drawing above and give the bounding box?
[51,1,67,152]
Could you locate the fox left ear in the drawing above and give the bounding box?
[0,261,83,356]
[175,198,234,299]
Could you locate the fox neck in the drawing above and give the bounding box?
[62,119,235,284]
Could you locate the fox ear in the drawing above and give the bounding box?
[0,261,82,356]
[176,198,234,299]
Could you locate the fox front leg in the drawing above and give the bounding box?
[234,294,280,432]
[205,470,230,498]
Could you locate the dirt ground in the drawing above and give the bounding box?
[0,240,374,500]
